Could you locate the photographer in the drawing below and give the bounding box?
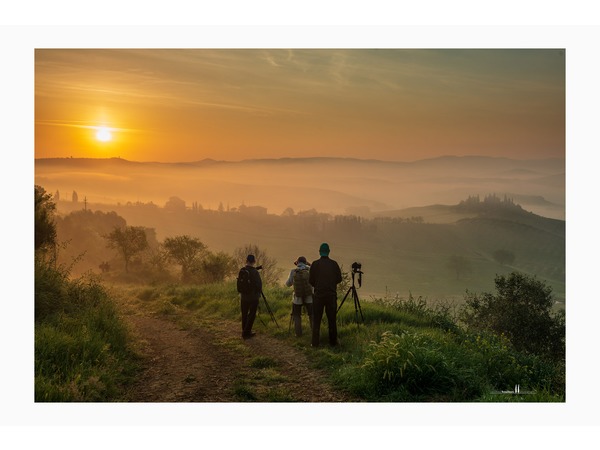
[309,243,342,347]
[238,254,262,339]
[285,256,314,337]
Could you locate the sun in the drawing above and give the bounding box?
[95,126,113,142]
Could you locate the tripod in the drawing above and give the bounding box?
[337,270,364,324]
[258,291,280,329]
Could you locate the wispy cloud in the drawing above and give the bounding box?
[35,120,142,133]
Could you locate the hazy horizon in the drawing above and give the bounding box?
[35,154,565,221]
[35,153,566,164]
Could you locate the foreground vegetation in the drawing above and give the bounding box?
[35,185,137,401]
[125,274,565,402]
[35,258,138,401]
[34,265,565,401]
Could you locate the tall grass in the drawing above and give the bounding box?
[35,257,136,401]
[136,282,564,402]
[51,278,563,402]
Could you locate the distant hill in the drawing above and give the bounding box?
[375,194,564,229]
[35,155,565,220]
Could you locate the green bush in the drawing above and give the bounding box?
[460,272,565,361]
[361,331,462,400]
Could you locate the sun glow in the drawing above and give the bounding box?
[95,126,113,142]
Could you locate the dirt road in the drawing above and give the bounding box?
[119,300,355,402]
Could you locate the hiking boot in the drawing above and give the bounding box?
[242,332,256,340]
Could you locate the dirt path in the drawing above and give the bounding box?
[119,299,355,402]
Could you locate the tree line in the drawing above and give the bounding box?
[37,185,281,284]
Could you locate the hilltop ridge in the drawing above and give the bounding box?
[35,154,565,220]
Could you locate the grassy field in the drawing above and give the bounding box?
[35,252,564,402]
[121,280,565,402]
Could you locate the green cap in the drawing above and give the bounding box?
[319,242,330,256]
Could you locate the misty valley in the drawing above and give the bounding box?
[44,178,565,304]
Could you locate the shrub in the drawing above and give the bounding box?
[35,257,135,401]
[361,331,458,400]
[460,272,565,361]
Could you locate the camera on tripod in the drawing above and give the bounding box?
[338,261,365,323]
[351,262,363,288]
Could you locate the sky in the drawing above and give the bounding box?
[35,48,565,163]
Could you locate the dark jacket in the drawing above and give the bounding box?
[241,264,263,299]
[309,256,342,297]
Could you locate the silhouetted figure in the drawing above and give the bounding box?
[237,254,262,339]
[309,243,342,347]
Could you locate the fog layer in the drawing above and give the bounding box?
[35,156,565,220]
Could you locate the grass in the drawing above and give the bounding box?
[35,258,138,402]
[35,267,565,402]
[122,281,565,402]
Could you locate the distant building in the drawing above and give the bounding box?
[164,196,186,212]
[238,204,267,216]
[72,190,78,203]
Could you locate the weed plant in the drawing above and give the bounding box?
[35,257,136,401]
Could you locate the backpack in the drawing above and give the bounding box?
[237,267,254,294]
[293,268,312,299]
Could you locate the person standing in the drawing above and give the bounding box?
[285,256,314,337]
[309,243,342,347]
[238,254,262,339]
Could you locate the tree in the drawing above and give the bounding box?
[281,207,295,217]
[446,254,472,280]
[35,185,57,253]
[105,226,149,273]
[234,244,283,286]
[163,235,207,282]
[199,251,237,283]
[55,210,128,276]
[460,272,565,360]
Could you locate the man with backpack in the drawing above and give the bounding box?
[285,256,314,337]
[309,243,343,347]
[237,254,262,339]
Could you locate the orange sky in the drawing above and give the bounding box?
[35,49,565,162]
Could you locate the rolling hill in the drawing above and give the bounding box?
[35,155,565,220]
